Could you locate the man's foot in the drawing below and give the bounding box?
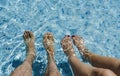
[61,35,75,58]
[43,32,54,57]
[71,35,92,62]
[23,31,35,56]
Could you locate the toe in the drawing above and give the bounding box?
[23,31,28,39]
[28,31,34,39]
[30,32,34,39]
[43,32,55,56]
[61,35,71,49]
[23,31,34,40]
[43,32,54,42]
[72,35,84,43]
[71,35,76,39]
[61,35,75,57]
[25,31,29,38]
[61,36,66,44]
[72,35,75,37]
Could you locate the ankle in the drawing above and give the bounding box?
[65,48,75,56]
[26,54,36,64]
[47,51,54,57]
[81,49,93,62]
[27,48,36,55]
[48,54,54,60]
[68,53,76,59]
[68,54,76,61]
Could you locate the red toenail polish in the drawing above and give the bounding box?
[72,35,75,37]
[67,35,70,37]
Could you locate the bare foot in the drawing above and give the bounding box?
[61,35,75,58]
[23,31,35,56]
[43,32,54,57]
[71,35,92,62]
[71,35,85,51]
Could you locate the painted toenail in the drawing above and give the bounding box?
[65,35,70,37]
[67,35,70,37]
[72,35,75,37]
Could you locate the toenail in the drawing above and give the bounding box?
[67,35,70,37]
[72,35,75,37]
[65,35,70,37]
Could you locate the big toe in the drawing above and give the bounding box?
[43,32,55,56]
[61,35,70,45]
[61,35,72,51]
[61,35,75,57]
[43,32,54,42]
[23,31,34,40]
[71,35,84,45]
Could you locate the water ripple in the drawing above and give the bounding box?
[0,0,120,76]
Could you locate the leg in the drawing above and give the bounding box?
[69,56,116,76]
[61,35,116,76]
[61,35,94,76]
[10,31,36,76]
[43,33,61,76]
[68,56,94,76]
[72,35,120,75]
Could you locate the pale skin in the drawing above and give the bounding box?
[61,35,117,76]
[10,31,36,76]
[71,35,120,76]
[43,32,61,76]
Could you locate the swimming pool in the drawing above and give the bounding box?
[0,0,120,76]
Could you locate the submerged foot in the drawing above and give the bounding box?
[71,35,92,62]
[61,35,75,58]
[23,31,36,56]
[71,35,86,51]
[43,32,54,57]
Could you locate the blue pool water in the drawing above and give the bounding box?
[0,0,120,76]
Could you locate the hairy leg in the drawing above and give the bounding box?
[72,35,120,75]
[61,35,94,76]
[43,32,61,76]
[10,31,36,76]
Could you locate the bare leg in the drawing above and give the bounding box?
[61,35,116,76]
[61,35,94,76]
[10,31,36,76]
[72,35,120,75]
[43,33,61,76]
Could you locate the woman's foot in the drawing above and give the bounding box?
[71,35,92,62]
[61,35,75,58]
[43,32,54,57]
[71,35,85,51]
[23,31,36,56]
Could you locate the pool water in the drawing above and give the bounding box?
[0,0,120,76]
